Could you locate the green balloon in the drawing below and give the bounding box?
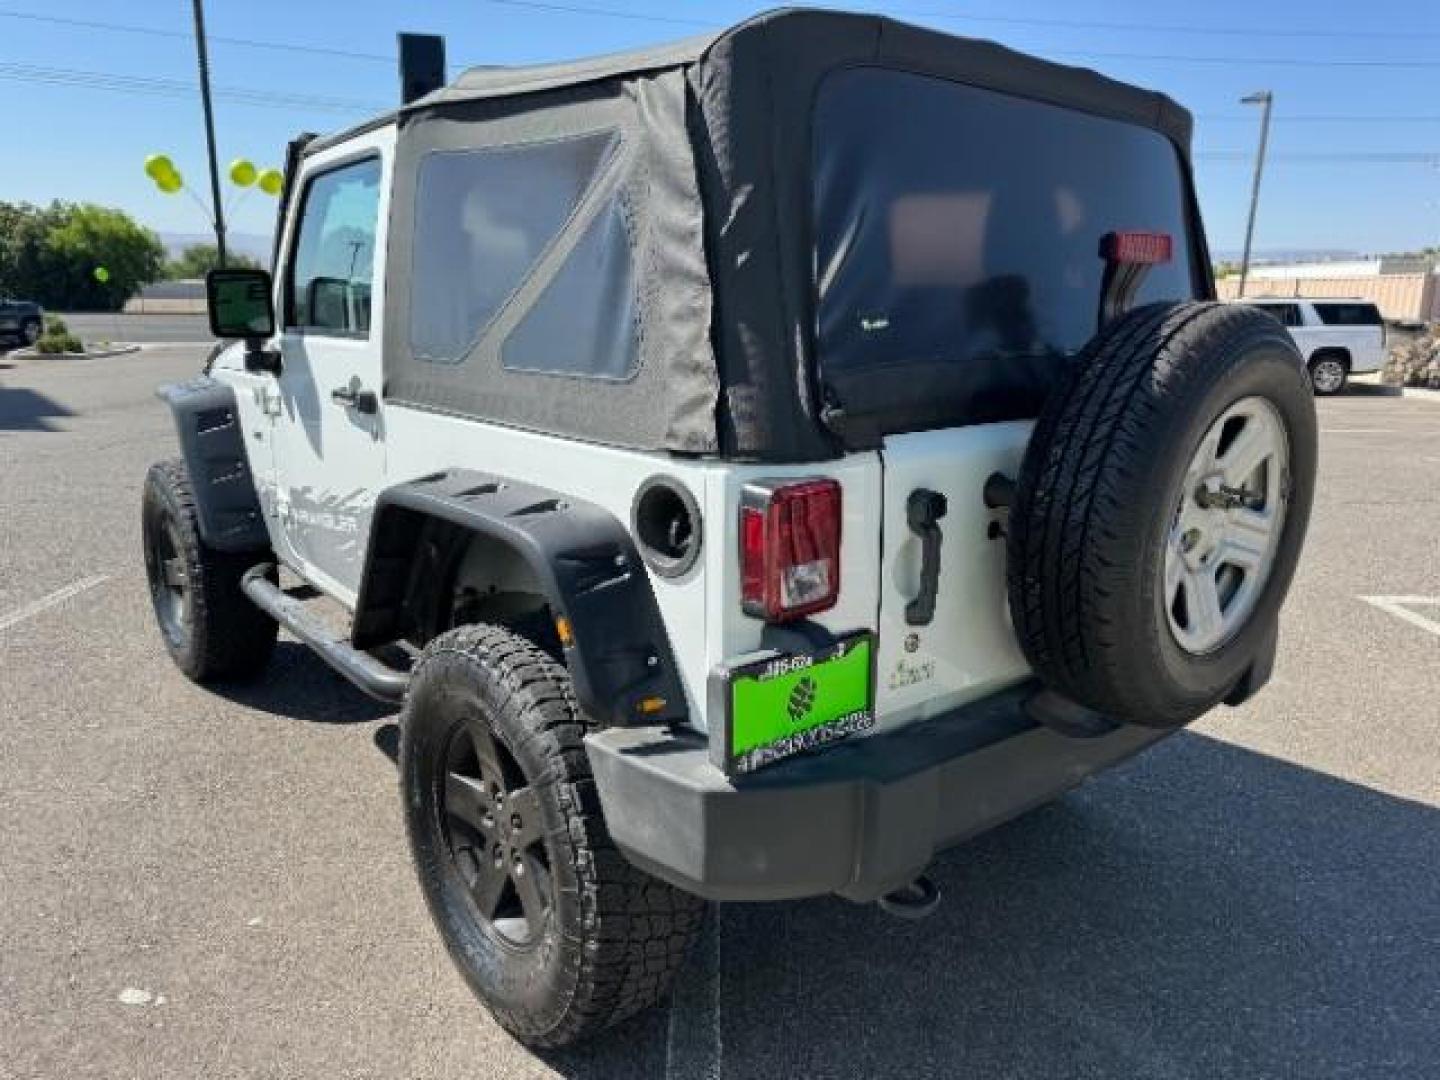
[229,158,257,187]
[257,168,284,197]
[93,266,110,284]
[144,153,175,180]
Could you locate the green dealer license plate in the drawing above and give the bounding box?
[723,631,874,775]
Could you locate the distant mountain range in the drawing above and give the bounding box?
[1209,248,1364,265]
[159,231,273,264]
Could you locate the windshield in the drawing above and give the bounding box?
[813,68,1198,436]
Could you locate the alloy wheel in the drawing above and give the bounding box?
[145,510,189,646]
[1310,358,1346,394]
[1164,396,1290,655]
[441,715,553,949]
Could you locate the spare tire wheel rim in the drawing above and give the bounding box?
[1164,396,1290,655]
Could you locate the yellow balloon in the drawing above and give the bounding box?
[144,153,175,180]
[156,171,183,195]
[257,169,284,197]
[229,158,257,187]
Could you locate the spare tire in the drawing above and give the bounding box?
[1008,301,1317,728]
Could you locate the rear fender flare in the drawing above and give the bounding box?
[353,469,686,728]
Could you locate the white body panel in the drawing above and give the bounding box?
[874,424,1033,730]
[384,407,885,734]
[219,120,1035,743]
[220,127,396,606]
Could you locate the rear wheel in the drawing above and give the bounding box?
[1008,302,1317,728]
[1308,352,1348,395]
[20,319,41,346]
[141,458,277,681]
[400,624,703,1047]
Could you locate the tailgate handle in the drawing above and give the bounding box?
[905,488,948,627]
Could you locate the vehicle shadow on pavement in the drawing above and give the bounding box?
[544,730,1439,1079]
[212,642,398,726]
[0,386,75,432]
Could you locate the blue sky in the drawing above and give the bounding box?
[4,0,1439,256]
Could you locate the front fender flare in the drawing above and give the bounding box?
[155,377,269,552]
[353,469,686,728]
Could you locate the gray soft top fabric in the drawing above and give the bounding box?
[378,7,1200,461]
[407,9,1190,147]
[410,33,718,109]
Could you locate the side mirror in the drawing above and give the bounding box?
[206,267,275,340]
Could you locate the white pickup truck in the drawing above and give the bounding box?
[1241,298,1386,395]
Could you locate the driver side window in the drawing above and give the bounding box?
[286,156,382,337]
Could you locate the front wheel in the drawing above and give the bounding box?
[400,624,703,1047]
[141,458,277,681]
[20,320,41,346]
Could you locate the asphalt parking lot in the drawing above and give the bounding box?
[2,343,1437,1080]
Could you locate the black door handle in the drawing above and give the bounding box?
[331,384,378,415]
[905,488,948,627]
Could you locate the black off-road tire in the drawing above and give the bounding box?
[141,458,277,681]
[400,624,704,1048]
[1008,302,1317,728]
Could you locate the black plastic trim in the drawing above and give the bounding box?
[587,680,1169,902]
[352,469,686,727]
[241,565,408,703]
[630,474,703,579]
[156,377,269,553]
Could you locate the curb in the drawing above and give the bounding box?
[8,343,144,361]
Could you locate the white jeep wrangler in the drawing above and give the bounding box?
[142,10,1317,1048]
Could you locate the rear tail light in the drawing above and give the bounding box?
[1100,230,1173,265]
[739,479,842,622]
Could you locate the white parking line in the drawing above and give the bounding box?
[0,575,111,633]
[1359,595,1440,639]
[664,905,723,1080]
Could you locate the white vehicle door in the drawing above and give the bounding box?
[1311,301,1385,372]
[268,129,392,604]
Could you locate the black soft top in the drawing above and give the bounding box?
[370,8,1200,461]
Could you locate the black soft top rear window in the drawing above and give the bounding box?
[813,68,1198,437]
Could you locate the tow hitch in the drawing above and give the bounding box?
[877,873,941,920]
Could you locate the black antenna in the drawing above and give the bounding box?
[398,33,446,105]
[191,0,226,266]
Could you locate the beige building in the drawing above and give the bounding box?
[1216,258,1440,323]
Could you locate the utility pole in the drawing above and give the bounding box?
[1237,90,1273,298]
[191,0,227,267]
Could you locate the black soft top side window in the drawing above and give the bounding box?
[812,68,1197,436]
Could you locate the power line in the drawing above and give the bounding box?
[859,3,1440,41]
[480,0,707,27]
[0,62,385,114]
[477,0,1440,67]
[1201,115,1440,123]
[0,8,394,64]
[1198,151,1440,163]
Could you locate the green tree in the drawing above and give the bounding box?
[1,201,164,310]
[164,243,260,280]
[41,203,166,311]
[0,201,65,299]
